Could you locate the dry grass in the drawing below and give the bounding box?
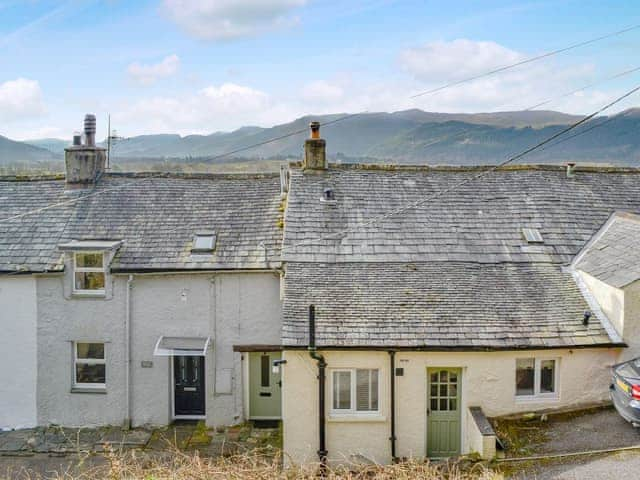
[34,448,503,480]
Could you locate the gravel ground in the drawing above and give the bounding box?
[537,408,640,454]
[507,450,640,479]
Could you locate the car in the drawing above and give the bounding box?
[611,357,640,426]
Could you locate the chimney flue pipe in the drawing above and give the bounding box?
[84,114,97,146]
[307,304,328,473]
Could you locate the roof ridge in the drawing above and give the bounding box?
[0,171,281,182]
[288,161,640,173]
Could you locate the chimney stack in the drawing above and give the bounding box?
[64,114,106,188]
[303,121,326,170]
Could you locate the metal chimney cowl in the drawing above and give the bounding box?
[64,114,107,188]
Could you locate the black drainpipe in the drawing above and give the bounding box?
[389,350,397,461]
[308,305,328,473]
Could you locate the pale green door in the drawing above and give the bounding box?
[249,352,282,419]
[427,368,461,458]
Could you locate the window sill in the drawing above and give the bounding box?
[71,291,106,299]
[71,386,107,394]
[328,414,386,423]
[515,395,559,403]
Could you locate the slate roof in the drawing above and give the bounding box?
[283,165,640,264]
[280,164,640,349]
[0,173,283,272]
[282,262,615,348]
[574,211,640,288]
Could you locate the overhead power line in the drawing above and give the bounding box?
[280,83,640,252]
[3,24,640,224]
[410,23,640,99]
[192,23,640,163]
[403,64,640,152]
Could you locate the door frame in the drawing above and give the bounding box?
[245,351,282,420]
[426,366,463,458]
[171,356,206,420]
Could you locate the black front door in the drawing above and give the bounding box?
[174,356,205,416]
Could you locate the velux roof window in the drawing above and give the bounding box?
[192,231,216,254]
[522,228,544,244]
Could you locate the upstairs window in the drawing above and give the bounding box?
[331,368,379,415]
[191,231,217,254]
[74,252,105,294]
[516,358,557,399]
[74,342,106,388]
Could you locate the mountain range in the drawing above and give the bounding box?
[3,109,640,168]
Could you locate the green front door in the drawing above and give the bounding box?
[427,368,461,458]
[249,352,282,419]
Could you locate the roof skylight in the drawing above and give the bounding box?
[192,231,216,253]
[522,228,544,244]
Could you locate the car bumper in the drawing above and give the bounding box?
[611,389,640,425]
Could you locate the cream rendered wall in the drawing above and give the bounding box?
[579,271,625,339]
[623,279,640,360]
[0,276,37,430]
[282,348,618,465]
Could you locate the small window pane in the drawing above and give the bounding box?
[449,399,457,411]
[430,398,438,411]
[540,360,555,393]
[430,384,438,397]
[76,363,105,384]
[440,384,447,396]
[440,371,448,382]
[333,371,351,410]
[75,272,105,291]
[77,343,104,360]
[430,372,438,383]
[356,369,378,411]
[75,253,103,268]
[450,372,457,382]
[449,384,457,397]
[439,398,448,410]
[516,358,535,396]
[260,355,270,388]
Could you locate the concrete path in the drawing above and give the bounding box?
[510,450,640,479]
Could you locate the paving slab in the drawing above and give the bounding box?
[0,430,35,453]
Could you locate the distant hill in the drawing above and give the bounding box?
[0,135,58,165]
[23,138,68,156]
[4,108,640,168]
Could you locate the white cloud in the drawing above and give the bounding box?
[127,54,180,86]
[118,82,276,134]
[400,39,524,82]
[302,80,344,103]
[0,78,45,123]
[162,0,306,40]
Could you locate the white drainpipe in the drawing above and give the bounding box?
[125,274,134,428]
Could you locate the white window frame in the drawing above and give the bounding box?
[73,342,106,389]
[515,357,559,401]
[73,251,106,295]
[330,368,380,416]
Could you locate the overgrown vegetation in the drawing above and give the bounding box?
[52,448,502,480]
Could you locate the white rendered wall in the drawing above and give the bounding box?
[0,276,37,430]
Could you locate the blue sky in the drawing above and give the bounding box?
[1,0,639,140]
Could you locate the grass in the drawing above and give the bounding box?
[16,448,502,480]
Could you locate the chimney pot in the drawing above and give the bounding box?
[303,121,327,170]
[310,121,321,139]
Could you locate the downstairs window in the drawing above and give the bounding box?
[74,342,106,389]
[331,368,379,415]
[516,358,557,399]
